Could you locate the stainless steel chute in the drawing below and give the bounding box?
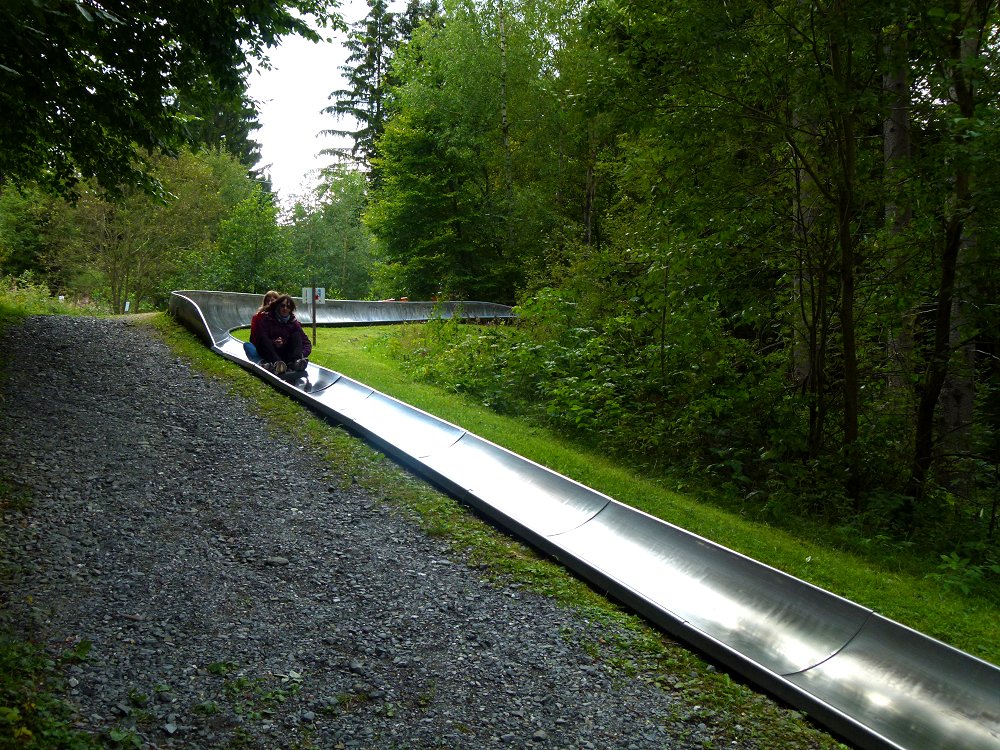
[169,290,1000,750]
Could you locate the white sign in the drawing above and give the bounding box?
[302,287,326,304]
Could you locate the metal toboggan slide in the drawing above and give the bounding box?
[169,290,999,750]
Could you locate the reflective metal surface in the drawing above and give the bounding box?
[551,502,871,675]
[789,615,1000,750]
[345,391,466,461]
[170,290,1000,750]
[419,433,610,538]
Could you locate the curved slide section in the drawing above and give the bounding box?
[169,290,999,750]
[169,289,515,347]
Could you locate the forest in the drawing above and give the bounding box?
[1,0,998,568]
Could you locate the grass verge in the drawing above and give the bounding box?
[0,635,101,749]
[0,276,82,329]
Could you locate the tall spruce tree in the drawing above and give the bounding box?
[177,80,266,175]
[321,0,398,183]
[397,0,441,41]
[321,0,440,185]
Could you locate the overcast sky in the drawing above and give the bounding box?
[246,28,353,206]
[246,2,399,207]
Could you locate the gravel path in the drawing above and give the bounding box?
[0,315,787,750]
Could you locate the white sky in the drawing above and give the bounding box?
[246,2,399,207]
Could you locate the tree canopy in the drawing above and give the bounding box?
[354,0,1000,549]
[0,0,339,197]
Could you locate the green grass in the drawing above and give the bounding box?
[0,275,89,331]
[272,324,999,668]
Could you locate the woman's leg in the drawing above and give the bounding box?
[256,336,281,365]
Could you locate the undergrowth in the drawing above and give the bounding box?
[0,637,102,750]
[370,318,1000,590]
[371,308,999,569]
[0,274,79,328]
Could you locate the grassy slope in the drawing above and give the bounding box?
[291,325,1000,669]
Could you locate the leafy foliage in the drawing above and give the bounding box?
[0,188,70,280]
[0,0,337,198]
[287,168,374,299]
[0,148,275,311]
[0,637,102,750]
[175,81,267,176]
[0,273,76,329]
[56,151,244,312]
[211,186,294,295]
[367,0,592,301]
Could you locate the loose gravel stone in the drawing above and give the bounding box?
[0,315,758,749]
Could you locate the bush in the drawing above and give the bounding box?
[376,286,998,556]
[0,273,72,318]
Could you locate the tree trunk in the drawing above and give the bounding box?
[789,123,829,460]
[882,23,914,392]
[883,23,911,229]
[583,160,596,247]
[907,0,983,505]
[909,210,963,501]
[829,19,860,497]
[496,0,515,253]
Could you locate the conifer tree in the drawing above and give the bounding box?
[321,0,397,182]
[321,0,440,185]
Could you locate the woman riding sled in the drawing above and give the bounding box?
[255,294,311,375]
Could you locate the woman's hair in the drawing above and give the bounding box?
[256,290,280,314]
[268,294,296,314]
